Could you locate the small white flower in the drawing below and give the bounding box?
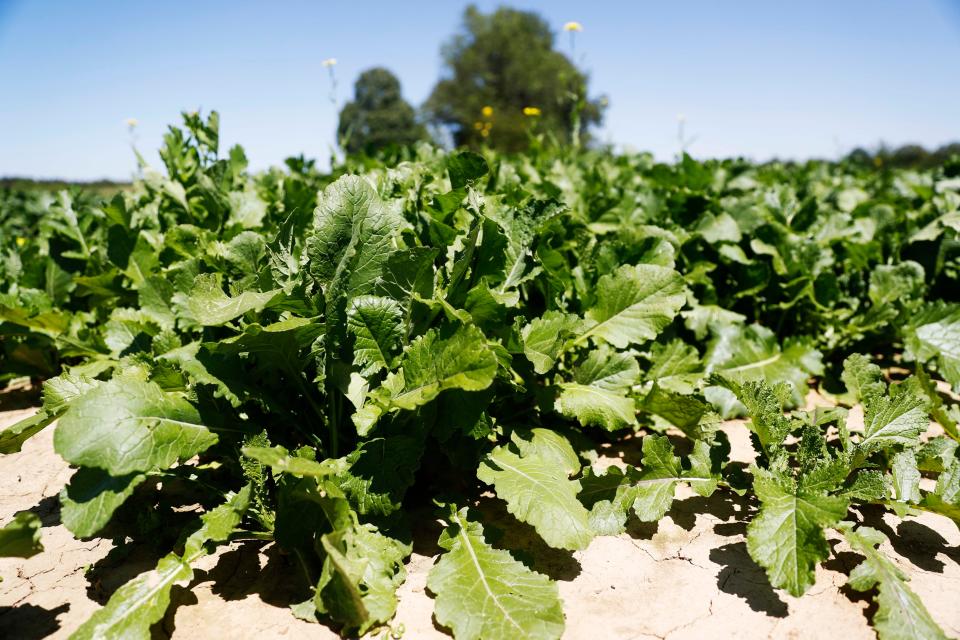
[322,58,337,67]
[124,118,139,128]
[677,113,686,124]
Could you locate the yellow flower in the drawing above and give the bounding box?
[523,107,541,117]
[124,118,138,128]
[16,237,26,247]
[563,21,583,32]
[473,121,483,130]
[480,129,490,138]
[481,105,493,117]
[322,58,337,67]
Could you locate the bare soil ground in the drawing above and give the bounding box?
[1,394,959,640]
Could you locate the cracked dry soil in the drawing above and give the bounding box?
[1,401,959,640]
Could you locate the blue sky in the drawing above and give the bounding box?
[1,0,958,180]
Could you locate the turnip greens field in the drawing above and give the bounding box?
[2,111,960,639]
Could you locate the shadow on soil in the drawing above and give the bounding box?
[860,505,960,573]
[0,384,41,412]
[0,603,69,640]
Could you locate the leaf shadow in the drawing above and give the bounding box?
[0,383,41,412]
[823,545,879,623]
[859,506,960,573]
[709,542,788,617]
[25,493,62,527]
[0,603,69,640]
[84,532,169,603]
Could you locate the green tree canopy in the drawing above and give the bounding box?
[425,5,606,151]
[337,67,426,155]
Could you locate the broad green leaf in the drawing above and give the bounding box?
[632,436,719,522]
[307,175,403,295]
[641,384,710,439]
[338,434,425,516]
[859,385,927,454]
[904,302,960,391]
[360,325,497,432]
[72,487,250,640]
[172,272,281,327]
[428,507,564,640]
[42,372,99,413]
[60,468,147,538]
[578,465,640,535]
[477,430,593,550]
[555,346,639,431]
[704,324,822,407]
[746,468,849,597]
[841,524,947,640]
[841,354,886,404]
[521,311,582,374]
[314,517,410,635]
[580,263,685,349]
[890,451,920,504]
[54,377,217,475]
[868,261,925,307]
[0,512,42,558]
[347,295,404,375]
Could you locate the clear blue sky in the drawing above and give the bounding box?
[1,0,959,180]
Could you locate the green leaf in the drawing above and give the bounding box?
[711,376,793,456]
[54,377,217,475]
[580,263,686,348]
[868,261,925,307]
[904,302,960,391]
[42,372,99,413]
[631,436,719,522]
[841,354,886,405]
[890,451,921,504]
[555,346,638,431]
[347,295,404,375]
[641,384,710,438]
[0,512,43,558]
[172,272,281,327]
[840,524,948,640]
[307,175,403,295]
[241,445,348,478]
[427,507,564,640]
[0,410,56,454]
[60,468,147,538]
[520,311,583,374]
[477,430,593,550]
[447,151,489,189]
[359,325,497,432]
[71,487,251,640]
[705,324,823,407]
[578,466,640,535]
[859,385,927,455]
[746,468,849,597]
[0,373,99,454]
[338,434,425,516]
[314,517,410,635]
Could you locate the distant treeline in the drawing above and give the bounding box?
[0,177,130,197]
[844,142,960,170]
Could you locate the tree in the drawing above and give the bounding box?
[337,68,426,155]
[424,6,606,151]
